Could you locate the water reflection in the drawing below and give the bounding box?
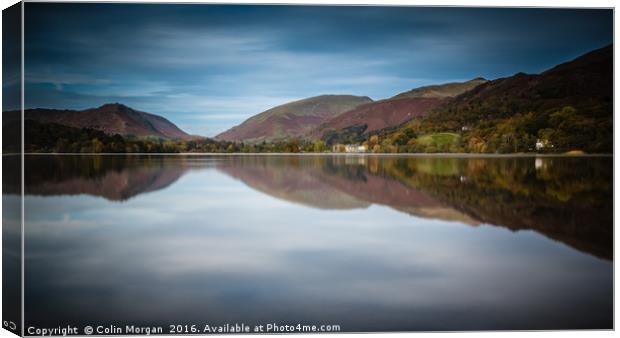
[19,155,613,259]
[17,155,194,201]
[22,155,612,331]
[217,155,612,260]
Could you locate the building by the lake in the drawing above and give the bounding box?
[332,144,368,153]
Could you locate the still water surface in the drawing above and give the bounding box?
[13,154,613,331]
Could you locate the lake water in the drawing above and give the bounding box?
[8,154,613,332]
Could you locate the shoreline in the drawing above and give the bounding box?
[10,152,614,158]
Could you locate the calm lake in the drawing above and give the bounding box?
[10,154,613,331]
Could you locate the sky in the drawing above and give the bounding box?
[22,4,613,137]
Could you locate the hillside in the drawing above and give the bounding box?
[315,78,487,145]
[381,44,613,153]
[433,45,612,124]
[390,77,488,99]
[215,95,372,143]
[15,103,192,140]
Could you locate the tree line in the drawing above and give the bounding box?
[9,120,330,154]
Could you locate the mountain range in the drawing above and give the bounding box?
[215,45,610,150]
[215,78,487,144]
[5,44,612,153]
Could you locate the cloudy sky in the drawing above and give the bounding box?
[23,4,612,136]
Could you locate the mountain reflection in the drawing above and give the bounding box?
[217,155,612,260]
[15,154,612,259]
[15,155,193,201]
[216,156,479,224]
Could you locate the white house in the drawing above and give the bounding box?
[344,144,367,153]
